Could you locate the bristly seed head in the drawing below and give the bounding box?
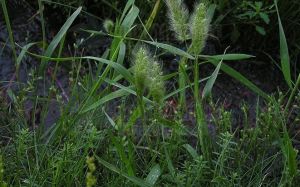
[189,3,209,55]
[165,0,190,42]
[148,62,165,104]
[133,47,165,104]
[133,47,151,92]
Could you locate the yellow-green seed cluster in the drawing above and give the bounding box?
[86,156,96,187]
[165,0,190,42]
[166,0,209,54]
[133,47,165,103]
[103,19,114,34]
[190,3,208,55]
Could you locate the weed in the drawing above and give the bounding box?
[0,0,299,186]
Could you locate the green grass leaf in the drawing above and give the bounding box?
[96,156,152,187]
[209,59,269,99]
[183,144,199,160]
[83,56,134,83]
[145,164,161,186]
[275,0,292,88]
[40,7,82,73]
[202,59,222,98]
[145,41,195,60]
[121,5,140,33]
[80,88,130,114]
[201,54,254,61]
[17,43,37,66]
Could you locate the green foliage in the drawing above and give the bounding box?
[233,1,272,36]
[0,155,7,187]
[0,0,299,186]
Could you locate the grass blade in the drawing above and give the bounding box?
[95,156,151,187]
[183,144,199,160]
[202,54,254,61]
[209,59,269,100]
[145,41,195,60]
[275,0,292,88]
[40,7,82,73]
[1,0,17,63]
[145,164,161,186]
[202,59,222,98]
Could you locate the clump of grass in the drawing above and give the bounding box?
[1,0,300,186]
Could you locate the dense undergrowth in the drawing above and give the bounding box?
[0,0,300,186]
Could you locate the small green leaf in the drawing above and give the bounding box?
[259,12,270,24]
[17,43,37,66]
[145,164,161,186]
[103,109,117,130]
[183,144,199,160]
[202,59,222,98]
[255,25,266,35]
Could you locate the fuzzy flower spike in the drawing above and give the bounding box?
[133,47,151,93]
[165,0,190,42]
[133,47,165,104]
[148,61,165,104]
[189,3,209,55]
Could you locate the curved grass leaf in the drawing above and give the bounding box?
[83,56,134,83]
[209,59,269,100]
[201,54,254,61]
[121,0,136,21]
[40,7,82,73]
[183,144,199,160]
[121,5,140,33]
[145,41,195,60]
[17,43,37,66]
[202,59,222,98]
[80,88,130,114]
[275,0,292,88]
[95,156,152,187]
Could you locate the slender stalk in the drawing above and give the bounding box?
[194,58,212,162]
[38,0,46,52]
[140,0,161,40]
[137,90,145,126]
[1,0,18,75]
[179,57,188,110]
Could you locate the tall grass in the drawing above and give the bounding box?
[0,0,299,186]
